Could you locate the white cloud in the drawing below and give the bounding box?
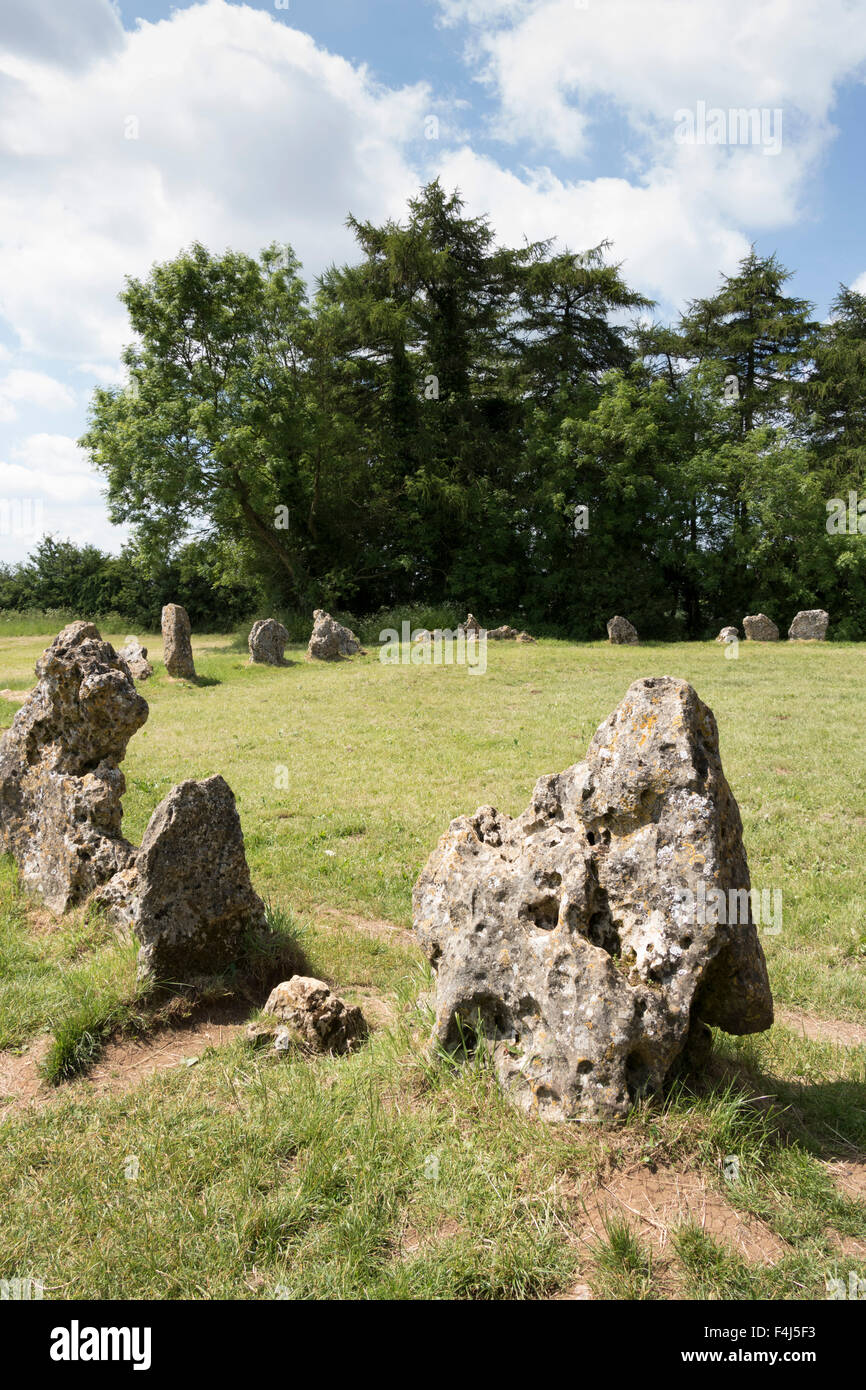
[0,0,431,362]
[0,432,123,563]
[851,270,866,294]
[0,370,76,423]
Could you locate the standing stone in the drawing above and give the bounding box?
[248,618,290,666]
[607,615,639,645]
[307,609,363,661]
[463,613,482,635]
[161,603,196,678]
[118,640,153,681]
[743,614,779,642]
[96,775,268,984]
[716,627,739,644]
[413,677,773,1123]
[788,609,829,641]
[0,622,148,913]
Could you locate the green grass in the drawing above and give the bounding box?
[0,629,864,1298]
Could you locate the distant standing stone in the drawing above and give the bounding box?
[248,618,289,666]
[118,640,153,681]
[607,615,639,645]
[788,609,829,641]
[161,603,196,678]
[307,609,364,661]
[716,626,739,644]
[743,614,779,642]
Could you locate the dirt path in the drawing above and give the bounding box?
[0,1015,246,1119]
[776,1007,866,1048]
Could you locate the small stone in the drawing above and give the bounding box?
[716,627,739,644]
[606,615,639,644]
[262,977,367,1055]
[788,609,829,641]
[161,604,196,678]
[743,614,779,642]
[248,618,290,666]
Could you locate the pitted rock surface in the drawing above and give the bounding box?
[256,977,367,1054]
[307,609,363,660]
[96,774,268,984]
[0,622,148,912]
[743,614,779,642]
[607,615,639,644]
[413,677,772,1122]
[788,610,829,641]
[248,618,290,666]
[118,640,153,681]
[161,603,196,678]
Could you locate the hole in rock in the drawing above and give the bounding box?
[522,895,560,931]
[625,1049,655,1103]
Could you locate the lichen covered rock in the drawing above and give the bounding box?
[307,609,363,661]
[788,609,829,641]
[607,615,639,644]
[118,640,153,681]
[248,618,290,666]
[249,977,367,1055]
[0,622,148,912]
[96,774,268,984]
[413,677,773,1123]
[161,603,196,678]
[743,614,779,642]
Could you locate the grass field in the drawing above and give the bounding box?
[0,629,864,1299]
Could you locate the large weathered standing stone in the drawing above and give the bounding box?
[607,615,639,644]
[161,603,196,678]
[248,977,367,1055]
[413,677,773,1123]
[743,614,779,642]
[307,609,363,661]
[788,609,829,641]
[248,618,289,666]
[0,622,148,912]
[118,640,153,681]
[96,775,268,984]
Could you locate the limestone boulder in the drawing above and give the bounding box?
[248,618,290,666]
[788,609,829,641]
[95,774,268,984]
[307,609,364,661]
[516,631,537,643]
[413,677,773,1123]
[248,977,367,1055]
[488,625,518,641]
[743,614,779,642]
[0,622,148,912]
[118,640,153,681]
[716,626,739,644]
[161,603,196,678]
[607,615,639,645]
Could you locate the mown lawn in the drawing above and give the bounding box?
[0,629,864,1299]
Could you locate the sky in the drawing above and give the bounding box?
[1,0,865,563]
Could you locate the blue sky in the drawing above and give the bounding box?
[1,0,865,562]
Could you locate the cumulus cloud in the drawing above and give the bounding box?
[0,370,76,423]
[0,0,431,362]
